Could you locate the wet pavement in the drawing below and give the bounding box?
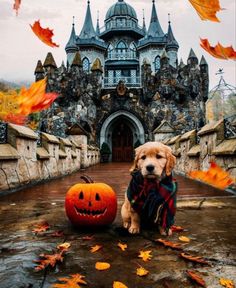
[0,163,235,288]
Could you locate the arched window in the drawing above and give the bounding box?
[116,41,127,59]
[107,44,114,59]
[82,57,90,72]
[155,56,161,71]
[130,42,136,58]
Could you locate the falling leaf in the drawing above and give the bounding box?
[57,242,71,253]
[2,113,27,125]
[138,250,152,262]
[82,235,94,241]
[13,0,21,15]
[136,266,149,277]
[117,243,127,251]
[113,281,128,288]
[200,39,236,60]
[219,278,235,288]
[50,231,64,237]
[189,162,235,190]
[90,245,102,253]
[156,238,183,250]
[189,0,222,22]
[180,252,209,265]
[30,20,59,48]
[95,262,111,271]
[52,273,87,288]
[179,236,190,243]
[186,270,206,287]
[34,252,64,271]
[171,225,184,232]
[32,221,50,234]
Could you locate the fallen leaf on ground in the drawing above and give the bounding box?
[34,252,64,271]
[171,225,184,232]
[57,242,71,253]
[179,236,190,243]
[13,0,21,15]
[50,231,64,237]
[136,266,149,277]
[90,245,102,253]
[180,252,209,265]
[200,39,236,60]
[82,235,94,241]
[138,250,152,262]
[113,281,128,288]
[186,270,206,287]
[30,20,59,48]
[189,0,222,22]
[117,242,127,251]
[219,278,235,288]
[156,238,183,250]
[95,262,111,271]
[52,273,87,287]
[32,221,50,234]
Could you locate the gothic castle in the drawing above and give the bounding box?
[34,0,209,162]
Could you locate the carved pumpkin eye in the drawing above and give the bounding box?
[79,191,84,200]
[95,193,101,201]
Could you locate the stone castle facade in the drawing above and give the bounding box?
[34,0,209,162]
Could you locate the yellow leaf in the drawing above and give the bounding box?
[219,278,235,288]
[113,281,128,288]
[57,242,71,252]
[90,245,102,253]
[179,236,190,243]
[117,242,127,251]
[138,250,152,262]
[95,262,111,271]
[52,273,87,287]
[136,266,149,277]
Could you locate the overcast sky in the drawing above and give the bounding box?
[0,0,235,89]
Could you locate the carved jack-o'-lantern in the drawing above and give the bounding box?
[65,176,117,226]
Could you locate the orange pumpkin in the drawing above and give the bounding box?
[65,176,117,226]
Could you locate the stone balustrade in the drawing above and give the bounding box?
[0,124,100,193]
[164,119,236,181]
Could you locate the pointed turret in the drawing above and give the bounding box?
[200,55,207,66]
[142,9,147,34]
[200,55,208,74]
[65,20,78,53]
[188,48,198,66]
[161,50,169,68]
[188,48,197,59]
[71,52,82,67]
[166,20,179,51]
[91,58,103,73]
[147,0,164,37]
[179,58,185,69]
[58,61,66,73]
[43,52,57,68]
[79,0,97,39]
[96,11,100,35]
[34,60,44,81]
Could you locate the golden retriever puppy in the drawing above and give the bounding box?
[121,142,177,235]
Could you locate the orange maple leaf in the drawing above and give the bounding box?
[189,0,222,22]
[13,0,21,16]
[156,238,183,250]
[189,162,234,190]
[138,250,152,262]
[52,273,87,288]
[30,20,59,48]
[200,39,236,60]
[57,242,71,253]
[95,262,111,271]
[34,252,64,271]
[136,266,149,277]
[180,252,209,265]
[171,225,184,232]
[32,221,50,234]
[186,270,206,287]
[113,281,128,288]
[117,242,127,251]
[90,245,102,253]
[2,113,26,125]
[219,278,235,288]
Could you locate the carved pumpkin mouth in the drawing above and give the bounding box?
[74,206,107,217]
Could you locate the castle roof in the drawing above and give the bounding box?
[105,0,137,20]
[179,58,185,68]
[71,52,82,67]
[34,60,44,74]
[65,22,78,52]
[79,1,97,39]
[43,52,57,68]
[188,48,197,59]
[91,58,103,72]
[200,55,208,65]
[166,21,179,50]
[147,0,164,38]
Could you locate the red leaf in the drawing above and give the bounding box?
[156,238,183,250]
[200,39,236,60]
[180,252,209,265]
[171,225,184,232]
[34,252,64,271]
[30,20,59,48]
[186,270,207,287]
[13,0,21,16]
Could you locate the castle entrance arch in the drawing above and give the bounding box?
[100,110,145,162]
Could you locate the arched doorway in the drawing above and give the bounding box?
[112,119,133,162]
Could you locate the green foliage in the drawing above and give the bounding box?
[100,142,111,154]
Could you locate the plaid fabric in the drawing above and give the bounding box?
[127,170,177,230]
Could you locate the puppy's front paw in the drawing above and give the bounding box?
[123,221,130,229]
[128,225,140,234]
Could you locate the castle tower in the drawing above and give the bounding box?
[71,51,83,74]
[166,17,179,68]
[34,60,44,81]
[200,55,209,102]
[147,0,164,37]
[43,52,57,74]
[188,48,198,67]
[65,19,78,67]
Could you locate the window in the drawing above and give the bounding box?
[130,42,136,58]
[107,44,113,59]
[116,41,127,53]
[155,56,161,71]
[82,57,90,72]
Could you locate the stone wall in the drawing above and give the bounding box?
[0,124,100,193]
[164,119,236,181]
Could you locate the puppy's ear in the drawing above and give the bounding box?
[165,150,176,176]
[130,147,141,172]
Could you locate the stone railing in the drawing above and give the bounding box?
[0,124,100,193]
[163,119,236,181]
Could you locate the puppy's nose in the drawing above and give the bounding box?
[146,165,155,172]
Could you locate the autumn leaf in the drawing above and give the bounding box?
[186,270,206,287]
[189,0,222,22]
[32,221,50,234]
[171,225,184,232]
[90,245,102,253]
[57,242,71,253]
[156,238,183,250]
[180,252,209,265]
[2,113,27,125]
[117,242,127,251]
[50,231,64,237]
[34,252,64,271]
[30,20,59,48]
[136,266,149,277]
[219,278,235,288]
[95,262,111,271]
[52,273,87,288]
[200,39,236,60]
[138,250,152,262]
[13,0,21,16]
[188,162,234,190]
[179,236,190,243]
[113,281,128,288]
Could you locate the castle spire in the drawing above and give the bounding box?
[166,14,179,50]
[79,0,96,39]
[65,17,78,53]
[142,9,147,34]
[96,10,100,35]
[147,0,164,37]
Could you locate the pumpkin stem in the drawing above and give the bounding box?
[81,175,94,183]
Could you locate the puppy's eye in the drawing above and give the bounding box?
[156,154,162,159]
[141,155,146,160]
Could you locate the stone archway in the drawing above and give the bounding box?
[100,110,145,162]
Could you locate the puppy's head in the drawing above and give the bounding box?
[130,142,176,179]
